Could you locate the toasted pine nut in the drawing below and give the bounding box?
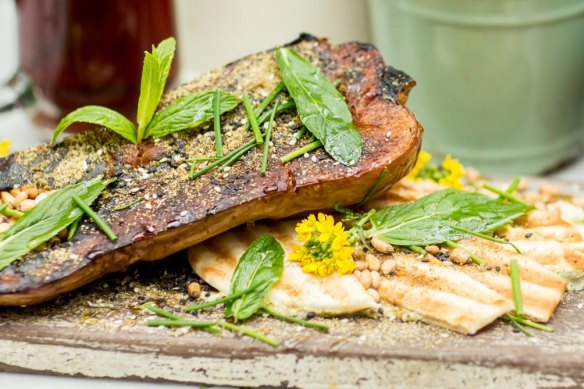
[371,237,394,254]
[35,192,49,203]
[187,282,201,299]
[12,191,27,208]
[365,253,381,271]
[371,270,381,289]
[1,191,14,205]
[355,261,368,271]
[19,199,36,212]
[380,260,396,275]
[425,245,440,255]
[21,184,39,199]
[358,269,372,289]
[0,223,10,233]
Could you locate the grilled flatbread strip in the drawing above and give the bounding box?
[370,180,584,290]
[189,221,377,315]
[0,35,422,306]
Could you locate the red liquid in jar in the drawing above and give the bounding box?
[17,0,177,132]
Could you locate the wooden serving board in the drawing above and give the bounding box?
[1,178,584,388]
[1,253,583,388]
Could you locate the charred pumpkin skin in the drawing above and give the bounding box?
[0,35,422,306]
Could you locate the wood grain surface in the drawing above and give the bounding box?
[0,251,583,388]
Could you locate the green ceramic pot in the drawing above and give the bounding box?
[369,0,584,175]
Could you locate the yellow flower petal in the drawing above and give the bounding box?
[0,140,11,157]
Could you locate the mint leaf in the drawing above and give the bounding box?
[224,235,284,321]
[0,177,115,270]
[368,189,530,246]
[146,90,240,139]
[51,106,137,144]
[275,47,363,166]
[136,37,176,142]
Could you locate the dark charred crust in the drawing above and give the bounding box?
[0,37,422,305]
[381,66,417,105]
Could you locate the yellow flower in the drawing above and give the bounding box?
[0,140,11,157]
[407,151,465,189]
[290,213,355,277]
[438,154,465,189]
[406,150,431,181]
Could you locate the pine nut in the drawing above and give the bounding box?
[365,253,381,271]
[371,237,394,253]
[358,269,372,289]
[449,249,470,265]
[187,282,201,298]
[355,261,368,271]
[381,260,396,275]
[12,191,27,208]
[35,193,49,203]
[21,184,39,199]
[19,199,36,212]
[371,270,381,289]
[367,288,380,303]
[0,223,10,233]
[1,191,14,205]
[425,245,440,255]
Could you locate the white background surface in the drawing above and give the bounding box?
[0,0,583,387]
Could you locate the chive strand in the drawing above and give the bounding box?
[506,313,553,332]
[484,184,532,208]
[219,141,258,171]
[408,245,428,256]
[445,240,486,266]
[295,126,307,140]
[356,167,389,207]
[450,225,521,254]
[213,90,224,157]
[146,304,181,320]
[71,194,117,241]
[280,140,323,163]
[504,314,533,336]
[257,100,296,124]
[261,307,329,331]
[505,177,521,195]
[112,195,145,211]
[216,321,280,347]
[0,204,24,218]
[190,140,256,179]
[242,95,264,144]
[184,284,260,313]
[246,81,285,129]
[509,258,524,318]
[261,101,278,176]
[67,216,81,240]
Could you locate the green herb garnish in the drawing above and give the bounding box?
[0,204,24,219]
[0,177,114,270]
[484,183,533,208]
[280,140,322,163]
[189,140,256,179]
[213,90,223,157]
[246,81,285,130]
[261,100,278,176]
[505,258,554,335]
[144,90,239,139]
[365,189,531,247]
[242,95,264,145]
[257,100,296,125]
[260,307,328,331]
[275,47,362,166]
[51,37,239,145]
[356,167,389,208]
[72,194,117,241]
[112,196,145,211]
[225,235,284,321]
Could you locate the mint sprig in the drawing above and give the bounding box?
[51,37,239,145]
